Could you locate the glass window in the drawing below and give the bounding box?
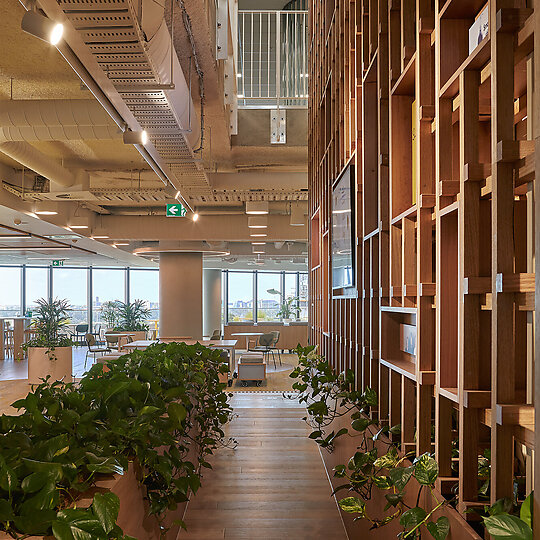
[257,272,281,322]
[298,272,308,321]
[129,269,159,329]
[25,267,49,314]
[53,267,88,325]
[0,267,21,316]
[93,269,125,330]
[227,272,254,322]
[284,272,299,320]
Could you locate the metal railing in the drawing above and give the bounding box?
[237,10,308,109]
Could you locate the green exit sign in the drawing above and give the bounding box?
[52,260,64,267]
[166,203,187,217]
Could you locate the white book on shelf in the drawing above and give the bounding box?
[468,4,489,55]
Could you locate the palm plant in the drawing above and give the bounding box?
[100,300,122,328]
[25,297,74,350]
[115,299,151,331]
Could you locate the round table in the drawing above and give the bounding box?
[231,332,264,351]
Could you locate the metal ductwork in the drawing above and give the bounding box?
[57,0,210,199]
[0,141,77,187]
[0,99,121,142]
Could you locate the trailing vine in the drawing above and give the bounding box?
[289,345,533,540]
[0,342,234,539]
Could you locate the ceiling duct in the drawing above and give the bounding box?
[56,0,210,200]
[0,100,121,142]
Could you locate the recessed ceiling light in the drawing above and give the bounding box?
[248,216,267,228]
[251,242,265,245]
[68,217,90,230]
[114,242,129,246]
[250,233,268,237]
[192,213,199,222]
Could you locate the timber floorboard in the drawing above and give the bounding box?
[178,393,348,540]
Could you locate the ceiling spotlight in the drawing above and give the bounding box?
[248,216,267,229]
[245,201,269,215]
[192,213,199,222]
[34,201,59,216]
[123,129,148,145]
[22,11,64,45]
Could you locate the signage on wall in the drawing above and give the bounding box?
[166,203,187,217]
[52,260,64,267]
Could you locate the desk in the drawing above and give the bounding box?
[0,317,31,360]
[123,339,238,375]
[231,332,263,351]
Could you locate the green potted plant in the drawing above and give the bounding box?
[113,299,151,340]
[24,297,74,384]
[266,288,301,323]
[100,299,121,330]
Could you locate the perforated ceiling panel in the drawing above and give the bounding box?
[57,0,211,199]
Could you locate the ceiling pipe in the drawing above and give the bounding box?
[17,0,193,209]
[0,141,76,187]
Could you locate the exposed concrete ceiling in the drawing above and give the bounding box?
[0,0,307,269]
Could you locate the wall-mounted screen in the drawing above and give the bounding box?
[331,163,355,290]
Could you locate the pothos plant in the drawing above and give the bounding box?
[0,342,234,539]
[289,345,534,540]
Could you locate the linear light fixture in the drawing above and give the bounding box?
[21,11,64,46]
[248,216,267,229]
[250,233,268,237]
[34,201,59,216]
[246,201,269,215]
[251,242,265,245]
[68,217,90,230]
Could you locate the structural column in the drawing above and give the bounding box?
[203,269,222,338]
[159,252,203,340]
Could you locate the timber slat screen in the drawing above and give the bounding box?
[308,0,540,536]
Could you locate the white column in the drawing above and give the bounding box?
[159,252,203,340]
[203,269,222,338]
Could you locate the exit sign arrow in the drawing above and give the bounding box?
[166,203,187,217]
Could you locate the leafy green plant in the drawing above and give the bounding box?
[289,345,535,540]
[289,345,450,539]
[99,300,122,328]
[266,289,300,320]
[113,299,151,332]
[23,298,74,355]
[0,342,234,539]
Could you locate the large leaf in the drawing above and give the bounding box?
[426,516,450,540]
[168,402,187,428]
[351,418,372,432]
[520,492,533,529]
[21,471,52,493]
[338,496,366,517]
[86,457,124,475]
[414,454,439,485]
[389,465,414,491]
[0,499,15,521]
[92,492,120,534]
[20,481,59,511]
[0,464,17,493]
[483,514,532,540]
[400,507,427,528]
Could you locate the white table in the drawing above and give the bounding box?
[231,332,264,351]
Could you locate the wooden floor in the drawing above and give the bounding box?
[178,392,348,540]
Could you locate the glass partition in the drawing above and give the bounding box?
[25,267,49,315]
[129,269,159,329]
[52,267,88,325]
[227,272,254,322]
[257,272,281,321]
[0,267,21,316]
[93,268,125,330]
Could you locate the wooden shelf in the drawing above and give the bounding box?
[439,0,488,20]
[380,358,417,381]
[440,36,491,98]
[380,306,417,315]
[391,204,417,225]
[391,52,416,96]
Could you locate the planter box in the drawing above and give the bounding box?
[0,462,190,540]
[28,346,72,385]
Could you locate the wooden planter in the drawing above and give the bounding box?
[0,462,190,540]
[28,346,72,385]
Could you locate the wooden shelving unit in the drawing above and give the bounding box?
[308,0,539,534]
